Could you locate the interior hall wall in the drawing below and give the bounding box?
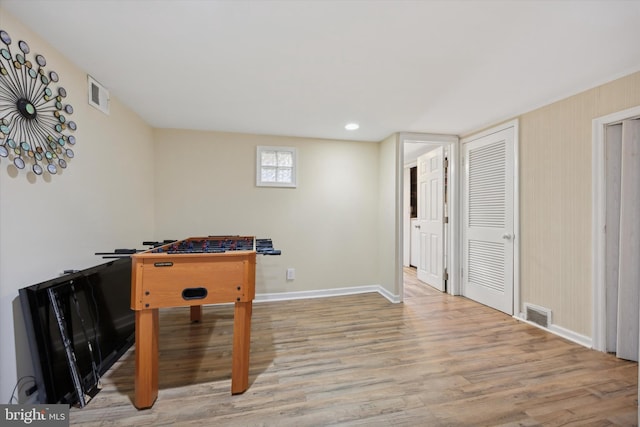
[0,8,156,403]
[153,129,381,296]
[377,133,399,295]
[518,71,640,336]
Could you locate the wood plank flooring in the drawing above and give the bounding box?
[70,268,638,426]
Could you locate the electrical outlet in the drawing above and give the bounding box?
[286,268,295,280]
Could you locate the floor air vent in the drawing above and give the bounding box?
[524,303,552,328]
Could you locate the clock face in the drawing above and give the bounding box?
[0,29,77,176]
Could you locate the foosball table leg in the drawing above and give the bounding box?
[134,308,159,409]
[231,301,252,394]
[190,305,202,323]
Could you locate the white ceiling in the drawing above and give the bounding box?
[2,0,640,142]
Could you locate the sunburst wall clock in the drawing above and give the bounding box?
[0,29,76,176]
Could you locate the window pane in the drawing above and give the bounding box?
[261,151,277,166]
[277,151,293,167]
[257,146,296,187]
[261,167,277,182]
[277,167,292,183]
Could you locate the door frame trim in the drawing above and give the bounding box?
[460,119,520,316]
[398,132,459,301]
[591,105,640,352]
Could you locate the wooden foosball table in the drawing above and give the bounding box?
[129,236,278,409]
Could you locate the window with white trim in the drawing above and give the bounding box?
[256,146,297,187]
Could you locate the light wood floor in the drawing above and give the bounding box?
[70,268,638,426]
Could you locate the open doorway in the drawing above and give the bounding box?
[592,106,640,359]
[399,133,459,301]
[592,105,640,417]
[405,144,445,291]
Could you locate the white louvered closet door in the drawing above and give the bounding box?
[462,127,515,315]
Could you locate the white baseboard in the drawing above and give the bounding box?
[514,313,593,349]
[256,285,400,304]
[198,290,596,348]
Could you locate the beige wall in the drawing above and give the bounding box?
[153,129,381,295]
[519,71,640,336]
[377,133,399,295]
[0,9,155,403]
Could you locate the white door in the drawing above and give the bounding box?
[410,218,420,267]
[416,147,445,291]
[462,126,515,315]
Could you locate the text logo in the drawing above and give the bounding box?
[0,405,68,427]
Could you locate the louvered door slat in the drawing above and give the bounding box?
[469,140,506,228]
[468,241,505,292]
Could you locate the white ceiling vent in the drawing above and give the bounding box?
[88,75,110,115]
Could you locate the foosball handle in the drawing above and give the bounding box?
[259,249,281,255]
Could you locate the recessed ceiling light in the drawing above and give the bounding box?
[345,123,359,131]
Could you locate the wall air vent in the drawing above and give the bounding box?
[524,303,552,328]
[88,75,110,115]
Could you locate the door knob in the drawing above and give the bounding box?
[502,233,512,240]
[415,225,421,229]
